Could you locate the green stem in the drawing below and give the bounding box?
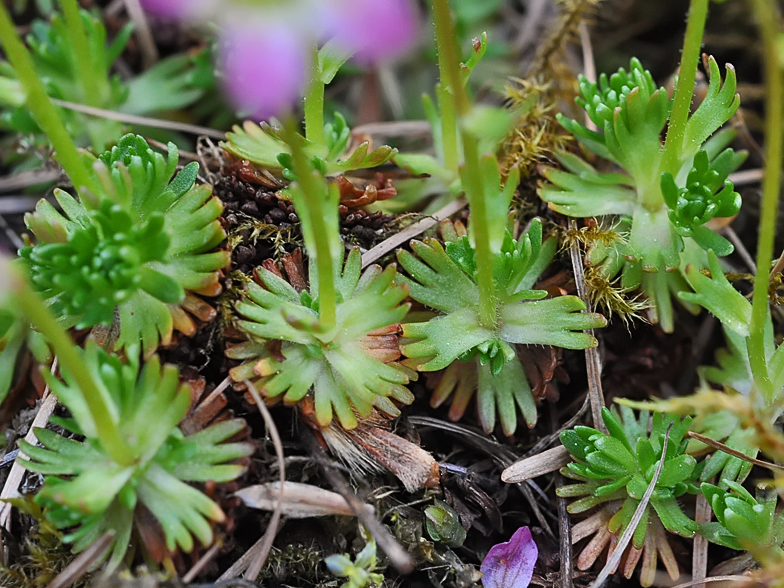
[431,0,460,175]
[0,3,97,195]
[461,133,496,327]
[748,0,782,402]
[303,47,325,147]
[431,0,469,115]
[9,266,134,466]
[60,0,102,106]
[436,83,459,176]
[660,0,709,175]
[432,0,496,327]
[284,119,337,329]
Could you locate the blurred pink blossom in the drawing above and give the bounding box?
[139,0,418,120]
[220,25,307,121]
[138,0,207,20]
[326,0,418,64]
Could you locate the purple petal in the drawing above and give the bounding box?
[324,0,418,64]
[219,25,308,121]
[480,526,538,588]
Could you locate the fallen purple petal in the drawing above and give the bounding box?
[324,0,418,64]
[480,526,538,588]
[219,24,308,121]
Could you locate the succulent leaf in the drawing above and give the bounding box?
[700,482,782,551]
[222,118,396,177]
[539,56,745,333]
[679,251,752,337]
[399,219,604,433]
[661,150,741,255]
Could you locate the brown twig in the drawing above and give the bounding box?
[722,226,757,273]
[49,98,225,139]
[0,170,61,193]
[568,221,607,433]
[241,381,286,581]
[552,403,573,588]
[351,120,431,138]
[182,540,223,584]
[688,431,784,472]
[0,358,58,558]
[692,492,711,588]
[122,0,159,68]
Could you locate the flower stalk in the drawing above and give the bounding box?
[61,0,102,107]
[8,266,133,466]
[431,0,496,328]
[432,0,460,175]
[284,118,338,329]
[304,46,326,146]
[660,0,709,175]
[748,0,783,402]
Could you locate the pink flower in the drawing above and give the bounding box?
[139,0,418,120]
[138,0,207,20]
[480,526,538,588]
[326,0,418,64]
[220,24,307,121]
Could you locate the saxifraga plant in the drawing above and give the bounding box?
[396,155,605,435]
[21,133,230,357]
[558,407,699,586]
[325,539,385,588]
[226,126,414,430]
[228,245,414,429]
[19,342,254,568]
[3,262,254,570]
[539,49,744,332]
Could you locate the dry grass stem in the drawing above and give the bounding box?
[182,541,223,584]
[502,445,571,483]
[49,99,225,139]
[122,0,159,67]
[1,359,58,554]
[236,482,374,518]
[692,492,712,588]
[568,221,607,433]
[46,531,115,588]
[361,197,468,268]
[300,426,415,574]
[688,431,784,472]
[241,380,286,581]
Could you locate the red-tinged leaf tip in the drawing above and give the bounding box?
[480,526,538,588]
